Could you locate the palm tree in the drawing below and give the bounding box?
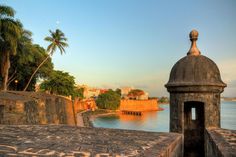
[0,5,22,91]
[23,29,68,91]
[7,29,33,87]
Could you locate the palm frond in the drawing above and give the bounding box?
[58,45,65,55]
[2,18,22,37]
[0,5,15,17]
[50,45,57,55]
[59,41,68,47]
[44,37,54,42]
[44,29,68,55]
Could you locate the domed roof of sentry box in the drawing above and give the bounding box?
[165,30,226,92]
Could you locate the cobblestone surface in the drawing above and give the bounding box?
[0,125,182,156]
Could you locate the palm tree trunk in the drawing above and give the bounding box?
[23,54,51,91]
[7,70,16,87]
[1,51,10,91]
[7,76,16,87]
[3,71,9,91]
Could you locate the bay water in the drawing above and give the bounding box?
[92,101,236,132]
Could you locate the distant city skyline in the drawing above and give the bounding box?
[2,0,236,97]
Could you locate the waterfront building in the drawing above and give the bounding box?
[77,84,100,99]
[120,87,133,96]
[137,92,149,100]
[121,87,149,100]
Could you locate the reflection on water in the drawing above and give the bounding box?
[92,101,236,132]
[93,104,169,132]
[119,111,157,122]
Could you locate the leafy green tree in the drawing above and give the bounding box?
[127,89,144,99]
[24,29,68,91]
[158,97,169,103]
[96,89,121,110]
[71,87,84,100]
[115,88,121,96]
[0,5,22,90]
[8,44,53,91]
[40,70,76,96]
[1,29,33,89]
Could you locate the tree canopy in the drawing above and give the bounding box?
[115,88,121,96]
[8,44,53,91]
[158,97,169,103]
[0,5,54,91]
[0,5,22,90]
[96,89,121,110]
[40,70,76,97]
[23,29,68,91]
[127,89,144,98]
[0,5,78,99]
[45,29,68,55]
[72,87,84,100]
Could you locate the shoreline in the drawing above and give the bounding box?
[89,112,118,127]
[81,110,117,127]
[83,108,165,127]
[221,100,236,102]
[158,102,169,105]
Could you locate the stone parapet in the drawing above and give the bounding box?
[205,128,236,157]
[0,125,182,156]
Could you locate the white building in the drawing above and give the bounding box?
[120,87,133,98]
[77,85,101,99]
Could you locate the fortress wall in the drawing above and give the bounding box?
[205,128,236,157]
[73,99,158,113]
[0,92,75,125]
[0,99,25,124]
[119,99,158,111]
[73,99,96,113]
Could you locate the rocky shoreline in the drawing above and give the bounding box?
[81,110,117,127]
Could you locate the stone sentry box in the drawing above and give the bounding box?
[165,30,226,157]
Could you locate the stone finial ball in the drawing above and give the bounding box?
[189,30,198,40]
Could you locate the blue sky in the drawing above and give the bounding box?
[2,0,236,97]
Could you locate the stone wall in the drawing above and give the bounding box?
[119,99,158,111]
[73,99,96,113]
[205,128,236,157]
[0,92,75,125]
[73,99,159,113]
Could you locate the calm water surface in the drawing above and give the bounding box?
[92,101,236,132]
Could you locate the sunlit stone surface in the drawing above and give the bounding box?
[0,125,182,156]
